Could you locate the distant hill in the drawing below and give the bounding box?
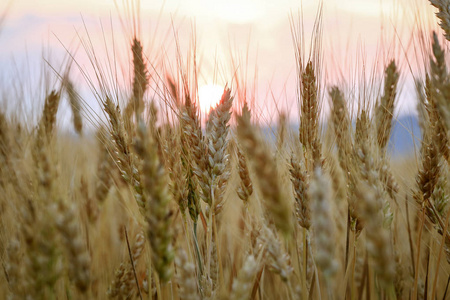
[388,115,421,157]
[259,114,421,157]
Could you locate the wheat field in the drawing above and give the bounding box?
[1,1,450,299]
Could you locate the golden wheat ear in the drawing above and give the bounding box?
[174,249,200,299]
[299,61,322,167]
[103,97,148,214]
[198,88,233,207]
[329,86,352,173]
[237,106,293,236]
[429,0,450,41]
[357,181,396,288]
[107,231,146,298]
[375,60,399,152]
[236,144,253,204]
[230,254,260,300]
[38,90,61,140]
[134,120,174,283]
[55,199,91,292]
[289,155,310,230]
[429,33,450,162]
[123,37,148,118]
[63,77,83,135]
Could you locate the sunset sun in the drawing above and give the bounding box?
[198,84,225,113]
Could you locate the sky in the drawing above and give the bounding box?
[0,0,442,127]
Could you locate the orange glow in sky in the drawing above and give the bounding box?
[0,0,442,123]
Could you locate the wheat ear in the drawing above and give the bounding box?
[231,255,259,300]
[134,120,174,282]
[55,199,91,292]
[375,60,399,151]
[237,106,293,235]
[429,0,450,41]
[103,97,147,213]
[175,249,199,300]
[64,77,83,135]
[299,61,322,166]
[289,156,311,230]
